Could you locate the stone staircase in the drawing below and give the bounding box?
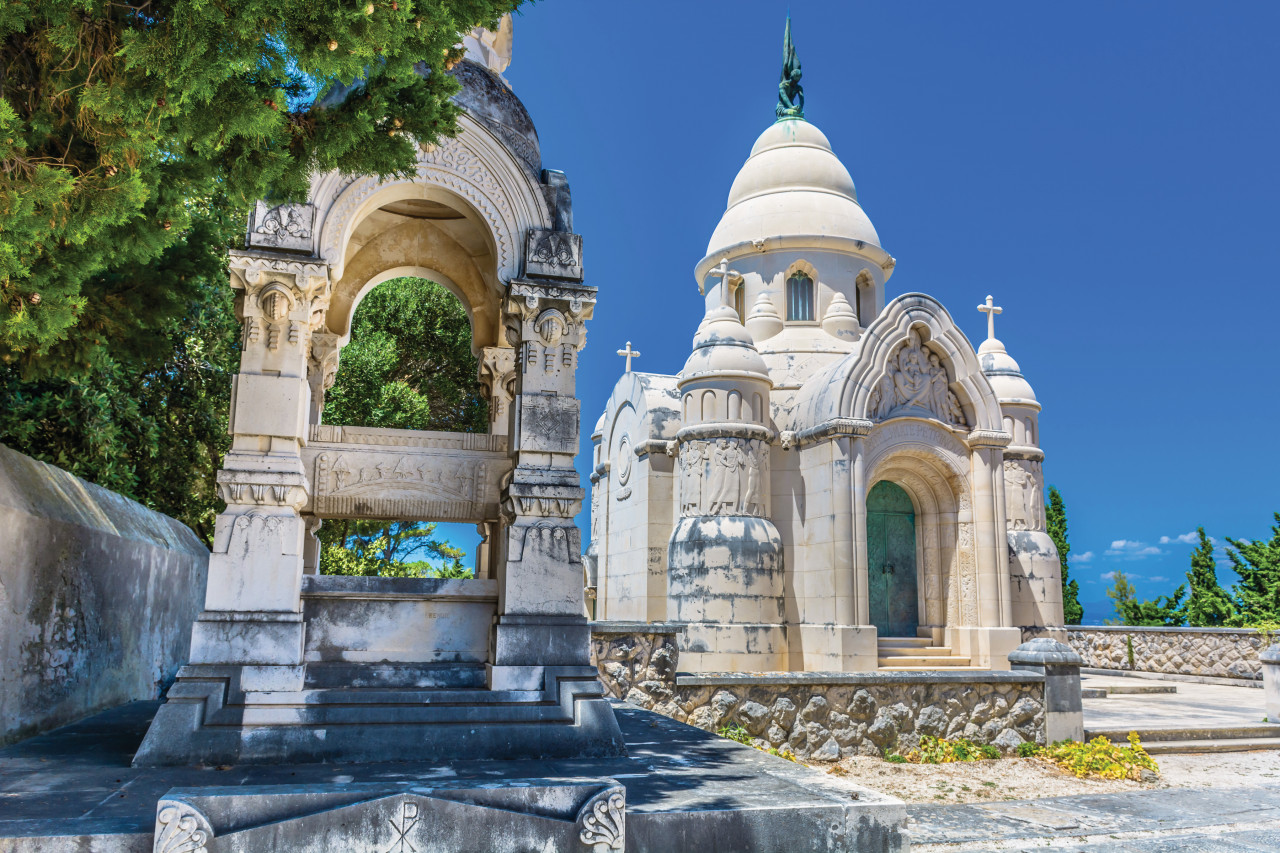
[876,634,982,670]
[1086,723,1280,754]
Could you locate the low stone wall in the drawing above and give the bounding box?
[0,445,209,745]
[590,623,1046,760]
[1023,626,1267,681]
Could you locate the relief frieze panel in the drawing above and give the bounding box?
[1003,458,1045,532]
[867,330,967,427]
[673,437,769,518]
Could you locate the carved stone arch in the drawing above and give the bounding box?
[873,465,947,627]
[785,258,820,282]
[314,112,552,286]
[843,294,1003,432]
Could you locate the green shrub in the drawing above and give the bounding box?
[1038,733,1159,780]
[885,754,908,764]
[1016,741,1041,758]
[902,735,1000,764]
[767,746,801,763]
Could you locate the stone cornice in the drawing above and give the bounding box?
[966,428,1013,448]
[674,423,774,444]
[784,417,875,448]
[1003,444,1045,462]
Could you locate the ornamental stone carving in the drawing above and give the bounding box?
[577,786,626,851]
[1003,459,1044,532]
[867,330,967,427]
[526,228,584,281]
[154,801,213,853]
[247,201,314,252]
[677,437,769,518]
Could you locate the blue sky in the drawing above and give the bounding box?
[491,1,1280,623]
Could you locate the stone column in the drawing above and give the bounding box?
[852,435,871,626]
[489,279,596,690]
[1009,638,1084,744]
[831,436,855,625]
[1263,644,1280,724]
[187,253,331,692]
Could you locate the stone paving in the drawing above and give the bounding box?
[908,783,1280,851]
[1080,673,1269,732]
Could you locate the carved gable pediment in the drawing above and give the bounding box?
[866,329,967,427]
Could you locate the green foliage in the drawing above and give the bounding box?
[1037,733,1158,781]
[884,753,908,764]
[1106,570,1186,627]
[323,278,487,432]
[1046,486,1083,624]
[1225,513,1280,625]
[1016,741,1040,758]
[1243,619,1280,646]
[717,724,752,745]
[0,204,240,540]
[318,519,471,578]
[899,735,999,764]
[1126,634,1136,669]
[1183,527,1236,627]
[1,0,521,372]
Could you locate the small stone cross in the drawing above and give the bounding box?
[616,341,641,373]
[977,294,1003,341]
[705,257,742,307]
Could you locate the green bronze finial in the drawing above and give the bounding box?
[776,16,804,120]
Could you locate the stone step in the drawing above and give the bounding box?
[1101,683,1177,695]
[304,661,486,690]
[877,637,932,648]
[878,646,955,658]
[1086,723,1280,744]
[877,665,988,672]
[1135,737,1280,755]
[876,655,973,668]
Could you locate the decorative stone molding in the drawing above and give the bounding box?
[790,417,874,447]
[229,251,331,357]
[215,470,309,511]
[478,345,518,431]
[967,428,1013,448]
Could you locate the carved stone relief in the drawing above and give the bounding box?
[154,801,213,853]
[307,447,508,522]
[676,437,769,518]
[867,330,967,427]
[478,346,517,431]
[1003,459,1045,532]
[576,786,626,850]
[247,201,314,252]
[525,228,584,281]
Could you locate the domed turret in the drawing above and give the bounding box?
[975,295,1041,450]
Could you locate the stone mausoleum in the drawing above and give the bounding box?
[588,26,1064,673]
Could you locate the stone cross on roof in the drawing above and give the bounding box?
[977,294,1003,342]
[705,257,742,307]
[616,341,641,373]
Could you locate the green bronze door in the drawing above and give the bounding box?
[867,480,919,637]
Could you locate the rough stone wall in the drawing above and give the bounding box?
[0,445,209,744]
[591,628,1046,760]
[1023,626,1266,681]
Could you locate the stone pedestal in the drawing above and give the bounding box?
[1009,637,1084,744]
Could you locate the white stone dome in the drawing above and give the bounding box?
[706,118,881,258]
[679,305,771,385]
[979,338,1039,407]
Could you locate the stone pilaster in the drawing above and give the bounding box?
[490,278,596,688]
[188,251,332,687]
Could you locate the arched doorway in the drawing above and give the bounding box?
[867,480,919,637]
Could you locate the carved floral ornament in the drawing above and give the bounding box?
[577,787,626,851]
[866,329,967,428]
[154,801,213,853]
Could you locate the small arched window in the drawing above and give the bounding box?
[733,282,745,323]
[786,272,814,321]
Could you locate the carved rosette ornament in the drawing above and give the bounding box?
[867,330,967,427]
[577,786,626,851]
[153,801,213,853]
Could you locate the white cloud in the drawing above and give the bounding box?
[1100,571,1117,581]
[1148,576,1169,583]
[1072,551,1094,563]
[1105,540,1163,559]
[1158,531,1217,547]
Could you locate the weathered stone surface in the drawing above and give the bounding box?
[591,629,1047,760]
[0,445,208,746]
[1024,626,1268,681]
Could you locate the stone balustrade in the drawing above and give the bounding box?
[1024,626,1270,681]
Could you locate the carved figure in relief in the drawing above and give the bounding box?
[1003,459,1043,531]
[711,439,745,514]
[741,443,763,515]
[680,443,705,515]
[332,457,350,491]
[867,330,967,427]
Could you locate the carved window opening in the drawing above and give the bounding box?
[786,272,815,321]
[312,275,493,580]
[855,269,874,326]
[733,281,745,323]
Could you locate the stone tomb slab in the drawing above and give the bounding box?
[0,701,908,853]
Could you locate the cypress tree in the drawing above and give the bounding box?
[1226,513,1280,625]
[1046,486,1084,624]
[1183,527,1236,627]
